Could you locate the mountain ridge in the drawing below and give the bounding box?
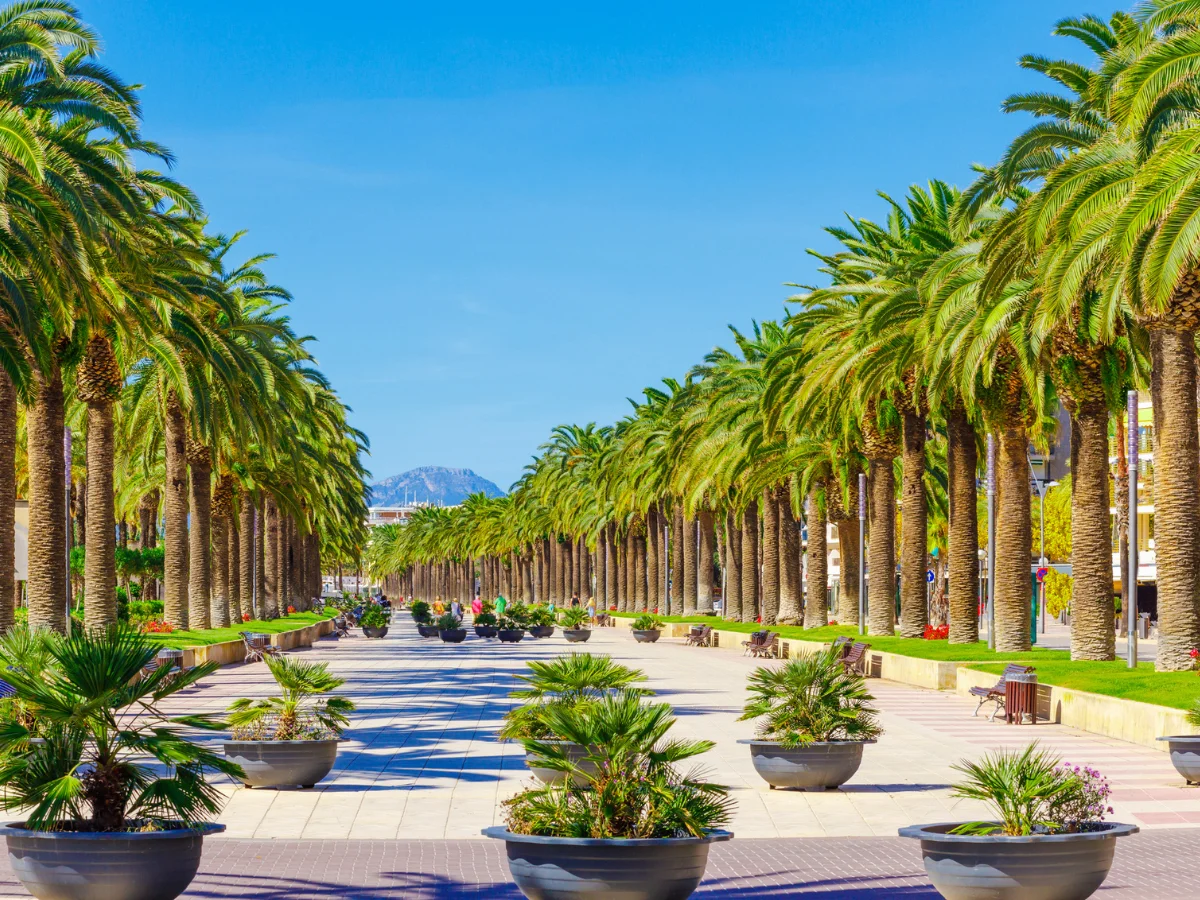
[369,466,505,507]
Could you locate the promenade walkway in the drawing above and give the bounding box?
[0,619,1194,896]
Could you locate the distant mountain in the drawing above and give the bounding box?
[369,466,505,507]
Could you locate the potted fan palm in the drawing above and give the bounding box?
[484,693,733,900]
[560,607,592,642]
[631,613,663,643]
[528,605,556,638]
[498,603,529,643]
[900,744,1137,900]
[0,626,238,900]
[438,612,467,643]
[500,654,650,785]
[738,645,881,791]
[224,655,355,789]
[360,604,391,638]
[473,609,499,638]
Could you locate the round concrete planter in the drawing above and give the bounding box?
[739,739,874,791]
[483,827,732,900]
[1157,736,1200,784]
[898,822,1138,900]
[498,629,526,643]
[632,629,661,643]
[414,624,438,638]
[440,629,467,643]
[525,741,598,786]
[563,628,592,643]
[529,625,555,639]
[474,625,498,638]
[0,821,224,900]
[224,738,340,789]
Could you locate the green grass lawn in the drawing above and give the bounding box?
[971,659,1200,712]
[145,610,334,648]
[611,613,1069,663]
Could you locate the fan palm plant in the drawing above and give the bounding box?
[227,655,355,742]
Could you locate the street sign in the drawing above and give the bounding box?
[926,569,935,584]
[1036,567,1049,583]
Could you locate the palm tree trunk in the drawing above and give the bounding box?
[947,404,979,643]
[778,485,803,624]
[162,391,188,628]
[27,362,66,632]
[671,507,684,616]
[138,490,159,602]
[1150,327,1200,669]
[741,500,759,622]
[697,508,714,613]
[187,441,212,630]
[256,498,266,615]
[264,496,279,619]
[682,514,698,616]
[1071,404,1115,659]
[899,409,928,638]
[617,529,629,612]
[806,483,828,628]
[634,525,648,611]
[229,505,242,624]
[0,370,15,633]
[240,499,255,619]
[646,505,660,612]
[83,397,117,630]
[995,424,1032,652]
[211,492,231,629]
[725,508,742,620]
[867,457,896,635]
[761,487,780,624]
[597,527,608,608]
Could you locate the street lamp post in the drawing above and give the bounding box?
[1027,457,1057,640]
[1128,390,1139,669]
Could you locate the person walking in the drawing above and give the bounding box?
[495,595,507,617]
[471,595,482,616]
[451,599,462,622]
[570,593,580,608]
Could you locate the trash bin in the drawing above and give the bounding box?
[1138,613,1150,640]
[1005,671,1038,725]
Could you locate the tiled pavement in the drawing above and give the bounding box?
[0,618,1190,895]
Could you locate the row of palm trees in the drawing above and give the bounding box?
[370,3,1200,671]
[0,3,369,634]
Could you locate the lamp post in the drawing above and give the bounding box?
[1128,390,1138,669]
[987,434,996,650]
[858,471,866,636]
[1027,457,1058,640]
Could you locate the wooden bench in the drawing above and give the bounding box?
[969,664,1035,721]
[685,625,713,647]
[841,642,870,676]
[750,632,780,659]
[741,631,769,655]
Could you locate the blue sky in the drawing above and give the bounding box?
[80,0,1086,490]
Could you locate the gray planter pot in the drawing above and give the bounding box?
[563,629,592,643]
[530,625,555,638]
[1157,735,1200,784]
[415,624,438,638]
[898,821,1138,900]
[224,738,340,789]
[474,625,498,638]
[739,739,874,791]
[633,629,661,643]
[525,741,598,786]
[498,629,526,643]
[440,629,467,643]
[482,827,732,900]
[0,821,224,900]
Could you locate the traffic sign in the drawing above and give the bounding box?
[926,569,935,584]
[1036,567,1049,583]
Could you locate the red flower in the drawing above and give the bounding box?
[286,605,296,614]
[242,612,252,623]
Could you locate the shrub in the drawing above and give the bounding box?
[923,623,949,640]
[359,605,389,629]
[228,655,355,741]
[739,646,882,746]
[528,605,556,627]
[1043,569,1072,618]
[505,693,732,838]
[142,620,174,634]
[631,614,662,631]
[474,610,498,627]
[505,602,531,628]
[0,626,238,832]
[559,607,590,629]
[437,612,461,631]
[950,743,1113,836]
[409,600,431,623]
[500,654,650,742]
